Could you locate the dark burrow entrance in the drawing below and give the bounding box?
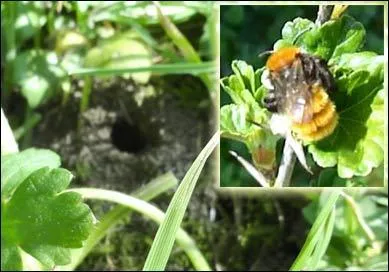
[110,117,148,154]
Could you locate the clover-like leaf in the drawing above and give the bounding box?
[1,148,61,199]
[1,167,94,270]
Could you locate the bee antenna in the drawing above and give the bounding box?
[247,119,270,131]
[258,50,273,59]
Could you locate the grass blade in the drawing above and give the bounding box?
[60,172,178,270]
[67,184,212,271]
[290,189,341,271]
[309,205,336,270]
[152,1,214,91]
[143,131,220,271]
[68,62,216,76]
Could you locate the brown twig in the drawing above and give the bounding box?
[315,5,334,26]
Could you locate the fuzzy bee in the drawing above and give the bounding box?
[261,46,338,143]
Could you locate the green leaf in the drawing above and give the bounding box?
[12,50,66,108]
[308,53,384,180]
[143,132,219,271]
[1,237,22,271]
[220,61,279,170]
[222,15,383,182]
[220,61,268,123]
[358,195,388,241]
[1,167,94,270]
[220,104,278,170]
[274,15,365,61]
[273,17,315,50]
[327,16,366,59]
[315,168,347,187]
[1,148,61,198]
[231,60,256,95]
[84,31,152,84]
[220,104,253,142]
[14,2,46,45]
[363,254,388,271]
[290,190,341,271]
[309,205,336,270]
[55,30,88,55]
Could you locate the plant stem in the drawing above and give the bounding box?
[1,108,19,155]
[60,172,179,271]
[315,5,334,26]
[13,113,42,140]
[30,1,41,50]
[152,1,214,92]
[274,141,296,187]
[21,106,33,149]
[66,187,211,271]
[3,1,17,95]
[341,192,376,242]
[78,76,92,130]
[229,150,270,187]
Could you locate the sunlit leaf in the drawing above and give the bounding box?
[1,167,94,270]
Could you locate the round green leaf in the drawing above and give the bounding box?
[1,148,61,198]
[1,167,94,270]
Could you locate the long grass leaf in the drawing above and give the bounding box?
[143,131,219,271]
[290,189,341,271]
[309,205,336,270]
[152,1,214,91]
[60,172,178,270]
[68,185,212,271]
[68,62,216,76]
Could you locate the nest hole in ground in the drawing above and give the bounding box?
[111,117,149,154]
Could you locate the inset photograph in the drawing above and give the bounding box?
[220,4,386,187]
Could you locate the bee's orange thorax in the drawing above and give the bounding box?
[266,47,300,72]
[291,84,338,142]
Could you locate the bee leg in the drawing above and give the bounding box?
[263,91,279,112]
[300,53,317,85]
[263,98,279,112]
[315,58,336,92]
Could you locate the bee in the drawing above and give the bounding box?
[261,46,338,142]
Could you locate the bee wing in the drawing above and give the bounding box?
[288,90,313,124]
[285,59,314,124]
